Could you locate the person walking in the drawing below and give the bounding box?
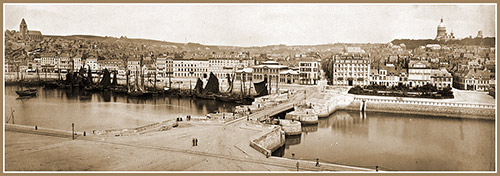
[192,138,196,146]
[296,162,299,171]
[316,158,320,167]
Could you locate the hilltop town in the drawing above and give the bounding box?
[4,18,496,96]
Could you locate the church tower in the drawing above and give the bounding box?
[20,18,28,40]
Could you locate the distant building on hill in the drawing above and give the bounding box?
[19,18,42,42]
[435,18,455,41]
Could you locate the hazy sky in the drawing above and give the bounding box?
[4,4,496,46]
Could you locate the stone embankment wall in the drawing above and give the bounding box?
[279,120,302,135]
[250,125,286,157]
[346,97,495,120]
[94,119,178,136]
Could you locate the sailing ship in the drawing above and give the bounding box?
[194,72,218,100]
[100,68,112,90]
[253,76,269,97]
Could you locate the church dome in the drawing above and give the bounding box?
[437,18,446,28]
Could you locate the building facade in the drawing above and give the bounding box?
[332,54,371,86]
[298,57,321,85]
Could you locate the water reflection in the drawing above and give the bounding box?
[278,110,495,171]
[5,85,236,132]
[301,124,318,133]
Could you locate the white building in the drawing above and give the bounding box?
[172,55,209,79]
[408,60,432,87]
[298,57,321,85]
[85,57,99,72]
[332,53,371,86]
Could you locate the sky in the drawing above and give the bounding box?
[4,4,496,46]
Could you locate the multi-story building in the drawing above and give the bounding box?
[298,57,321,85]
[370,64,400,87]
[85,57,99,72]
[73,56,83,71]
[332,53,371,86]
[208,56,241,80]
[279,69,300,84]
[407,60,432,87]
[172,55,209,79]
[430,68,453,89]
[127,57,141,72]
[57,56,72,73]
[39,54,57,72]
[454,68,493,91]
[156,56,167,78]
[252,61,288,83]
[100,59,122,71]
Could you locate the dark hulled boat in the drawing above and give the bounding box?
[16,88,38,97]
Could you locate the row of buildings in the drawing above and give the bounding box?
[6,53,322,86]
[7,48,494,92]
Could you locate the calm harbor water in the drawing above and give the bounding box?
[273,110,495,171]
[4,85,236,132]
[4,85,495,171]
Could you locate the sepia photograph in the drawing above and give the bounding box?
[2,2,497,174]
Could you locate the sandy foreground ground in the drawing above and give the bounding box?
[5,118,369,172]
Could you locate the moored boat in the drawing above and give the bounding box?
[16,89,38,97]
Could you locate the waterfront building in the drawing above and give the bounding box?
[39,54,57,72]
[100,59,122,71]
[332,53,371,86]
[57,54,72,73]
[298,57,321,85]
[208,55,243,80]
[72,56,83,71]
[252,61,288,83]
[172,55,209,79]
[235,67,253,81]
[430,68,453,89]
[407,60,432,87]
[454,68,493,91]
[156,56,167,78]
[127,57,141,72]
[371,64,400,87]
[279,69,300,84]
[5,61,15,72]
[85,57,99,72]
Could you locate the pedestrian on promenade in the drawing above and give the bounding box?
[296,162,299,171]
[195,138,198,146]
[316,158,320,167]
[192,138,196,146]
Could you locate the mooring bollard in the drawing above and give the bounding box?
[83,131,86,136]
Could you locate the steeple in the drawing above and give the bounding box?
[20,18,28,40]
